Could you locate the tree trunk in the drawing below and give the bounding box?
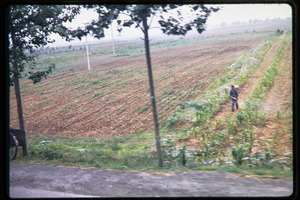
[142,16,163,167]
[13,73,28,157]
[10,23,28,157]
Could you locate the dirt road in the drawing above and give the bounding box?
[9,163,293,198]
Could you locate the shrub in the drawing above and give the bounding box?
[276,110,281,120]
[252,111,267,126]
[249,150,288,169]
[215,119,223,130]
[195,141,217,165]
[216,130,228,143]
[226,117,238,135]
[162,113,180,129]
[32,141,64,160]
[231,145,247,166]
[236,112,246,126]
[138,106,149,114]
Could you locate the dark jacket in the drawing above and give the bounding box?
[230,89,238,99]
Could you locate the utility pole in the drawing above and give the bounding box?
[111,23,115,55]
[85,36,91,71]
[85,23,91,71]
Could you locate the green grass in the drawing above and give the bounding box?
[20,132,157,170]
[138,106,150,114]
[117,105,129,115]
[13,132,292,178]
[59,103,77,114]
[92,92,105,99]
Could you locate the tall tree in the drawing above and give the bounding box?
[82,4,218,167]
[8,5,80,157]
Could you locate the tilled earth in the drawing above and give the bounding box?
[9,163,293,198]
[10,34,267,138]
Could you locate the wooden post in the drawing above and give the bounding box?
[111,24,115,55]
[85,35,91,71]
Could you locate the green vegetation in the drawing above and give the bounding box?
[138,106,150,114]
[19,132,161,170]
[59,103,77,114]
[14,132,291,177]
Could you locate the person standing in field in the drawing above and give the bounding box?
[229,85,239,111]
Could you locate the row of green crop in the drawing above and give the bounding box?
[161,31,291,170]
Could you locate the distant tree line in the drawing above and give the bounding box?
[218,17,291,28]
[26,45,90,56]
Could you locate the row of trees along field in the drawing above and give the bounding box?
[27,45,90,56]
[8,4,219,167]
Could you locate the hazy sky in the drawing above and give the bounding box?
[49,3,292,46]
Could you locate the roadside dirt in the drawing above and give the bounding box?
[9,162,293,198]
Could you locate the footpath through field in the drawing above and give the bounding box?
[9,162,293,198]
[212,33,285,122]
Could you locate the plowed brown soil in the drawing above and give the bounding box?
[9,34,270,138]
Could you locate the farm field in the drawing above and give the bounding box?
[10,30,293,176]
[176,31,292,169]
[10,32,271,137]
